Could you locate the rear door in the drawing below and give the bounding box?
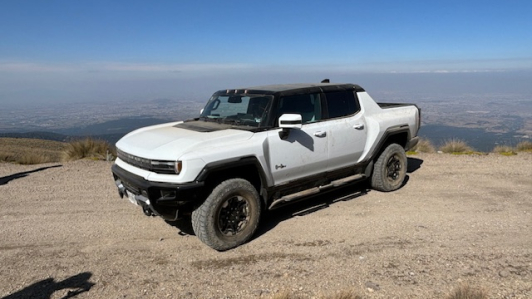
[324,90,367,170]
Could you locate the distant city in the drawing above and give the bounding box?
[1,91,531,152]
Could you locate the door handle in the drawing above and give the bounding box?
[354,124,365,130]
[314,131,327,137]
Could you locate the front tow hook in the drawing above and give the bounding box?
[115,179,125,198]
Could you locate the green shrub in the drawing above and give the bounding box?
[439,139,473,154]
[62,138,115,161]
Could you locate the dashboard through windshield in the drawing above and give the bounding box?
[199,94,273,128]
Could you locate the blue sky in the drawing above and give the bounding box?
[1,0,532,104]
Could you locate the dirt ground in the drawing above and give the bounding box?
[1,153,531,299]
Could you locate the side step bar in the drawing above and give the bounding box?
[268,174,365,209]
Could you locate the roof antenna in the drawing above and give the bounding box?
[321,79,330,83]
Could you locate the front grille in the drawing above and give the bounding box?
[117,149,176,174]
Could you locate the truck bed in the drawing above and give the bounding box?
[377,102,417,109]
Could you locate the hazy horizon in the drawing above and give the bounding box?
[1,1,531,107]
[1,70,532,108]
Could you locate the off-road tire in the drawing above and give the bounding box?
[191,178,261,251]
[371,143,407,192]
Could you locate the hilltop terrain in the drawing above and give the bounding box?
[1,153,531,298]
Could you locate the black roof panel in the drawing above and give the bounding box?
[217,83,365,96]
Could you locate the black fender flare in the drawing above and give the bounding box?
[195,156,270,205]
[366,125,412,164]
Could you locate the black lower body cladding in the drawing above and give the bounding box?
[111,164,204,220]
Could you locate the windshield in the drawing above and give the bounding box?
[199,94,273,127]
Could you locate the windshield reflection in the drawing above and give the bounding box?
[200,94,272,127]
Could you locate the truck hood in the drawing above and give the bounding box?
[116,121,254,160]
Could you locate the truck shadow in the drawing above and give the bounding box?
[407,157,423,173]
[167,158,424,242]
[256,157,424,241]
[254,182,370,240]
[0,272,94,299]
[0,164,62,186]
[164,183,371,238]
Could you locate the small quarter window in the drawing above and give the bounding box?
[325,91,359,119]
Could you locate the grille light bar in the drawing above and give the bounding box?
[117,149,181,174]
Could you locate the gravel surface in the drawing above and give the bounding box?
[1,153,531,299]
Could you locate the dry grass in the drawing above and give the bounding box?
[0,152,17,163]
[324,290,364,299]
[270,284,488,299]
[492,141,532,155]
[516,141,532,152]
[0,137,115,164]
[17,152,54,165]
[0,137,66,164]
[493,145,517,156]
[271,291,301,299]
[411,138,436,153]
[445,284,488,299]
[271,290,363,299]
[439,139,474,154]
[62,138,115,161]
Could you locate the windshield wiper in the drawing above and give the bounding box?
[199,116,218,122]
[222,119,242,125]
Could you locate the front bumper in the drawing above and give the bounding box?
[111,164,205,220]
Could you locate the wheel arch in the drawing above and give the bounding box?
[370,126,410,162]
[195,156,269,206]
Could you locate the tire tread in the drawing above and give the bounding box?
[191,178,260,250]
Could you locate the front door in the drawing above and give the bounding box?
[266,92,328,185]
[266,122,328,186]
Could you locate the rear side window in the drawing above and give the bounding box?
[325,91,359,119]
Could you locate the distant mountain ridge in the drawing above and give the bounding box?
[54,117,173,136]
[0,131,70,142]
[0,117,175,145]
[2,118,530,152]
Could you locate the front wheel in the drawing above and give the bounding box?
[371,143,407,192]
[191,178,261,251]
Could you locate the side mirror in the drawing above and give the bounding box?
[279,114,302,129]
[278,114,302,140]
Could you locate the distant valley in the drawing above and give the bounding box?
[1,92,531,152]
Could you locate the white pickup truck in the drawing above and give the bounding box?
[112,82,420,250]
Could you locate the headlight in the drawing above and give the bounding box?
[150,160,182,174]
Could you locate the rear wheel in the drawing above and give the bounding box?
[371,143,407,192]
[191,178,261,250]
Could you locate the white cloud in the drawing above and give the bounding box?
[1,57,530,76]
[0,62,74,72]
[0,61,255,73]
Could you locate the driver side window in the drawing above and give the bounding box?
[277,93,322,124]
